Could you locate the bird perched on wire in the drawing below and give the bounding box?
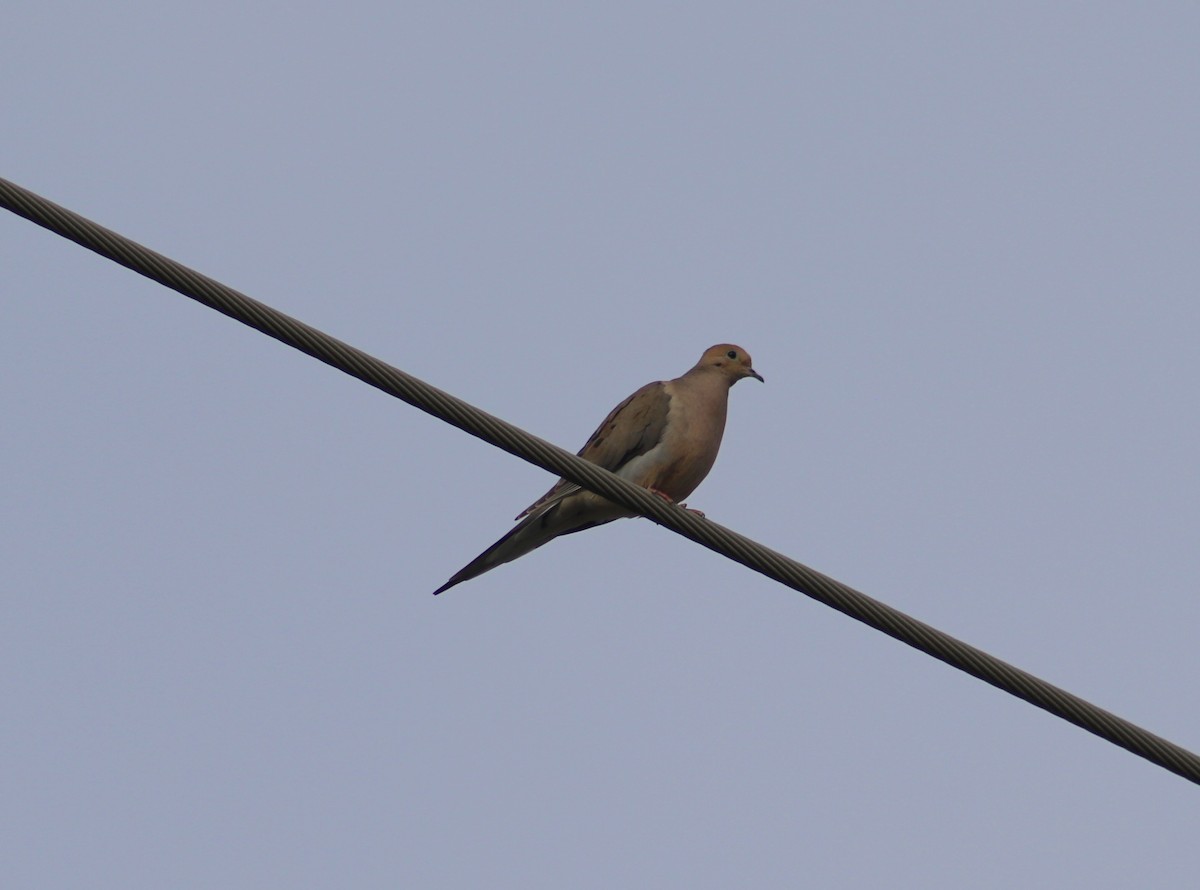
[433,344,763,594]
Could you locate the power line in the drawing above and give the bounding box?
[3,174,1198,786]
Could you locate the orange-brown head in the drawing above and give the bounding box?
[691,344,764,384]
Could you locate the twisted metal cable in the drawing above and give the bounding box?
[3,175,1198,785]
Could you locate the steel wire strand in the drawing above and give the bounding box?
[3,175,1198,785]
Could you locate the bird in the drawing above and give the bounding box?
[432,344,763,594]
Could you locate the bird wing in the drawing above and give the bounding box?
[514,381,672,519]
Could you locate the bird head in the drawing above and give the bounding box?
[697,344,764,384]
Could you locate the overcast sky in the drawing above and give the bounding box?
[4,3,1198,887]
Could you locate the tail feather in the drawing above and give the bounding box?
[432,516,546,595]
[431,500,621,595]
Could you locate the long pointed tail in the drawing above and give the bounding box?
[432,517,547,595]
[431,501,619,595]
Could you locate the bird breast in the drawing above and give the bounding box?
[617,380,728,502]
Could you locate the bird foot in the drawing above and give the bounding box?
[648,488,705,517]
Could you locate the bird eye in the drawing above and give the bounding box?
[726,350,737,359]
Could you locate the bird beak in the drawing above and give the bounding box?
[748,369,764,383]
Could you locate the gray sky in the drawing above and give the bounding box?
[4,3,1198,887]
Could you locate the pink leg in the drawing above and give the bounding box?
[648,488,705,518]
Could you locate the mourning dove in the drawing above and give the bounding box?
[432,344,763,595]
